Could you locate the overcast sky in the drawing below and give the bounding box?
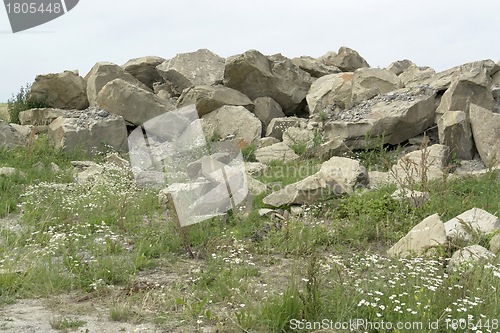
[1,0,499,102]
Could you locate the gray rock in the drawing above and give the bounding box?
[330,46,370,72]
[306,72,354,114]
[291,56,341,77]
[399,64,436,88]
[448,245,495,273]
[96,78,175,126]
[48,108,128,153]
[444,207,500,241]
[30,70,89,110]
[255,142,299,163]
[469,104,500,167]
[438,110,475,160]
[265,117,305,140]
[259,137,280,148]
[224,50,313,115]
[301,139,350,161]
[351,68,402,103]
[252,97,285,134]
[0,120,27,150]
[201,105,262,145]
[386,59,414,76]
[176,85,253,117]
[85,62,152,107]
[156,49,225,95]
[121,56,166,90]
[387,213,446,257]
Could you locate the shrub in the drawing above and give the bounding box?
[7,83,48,124]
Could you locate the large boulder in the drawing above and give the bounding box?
[390,144,450,184]
[444,207,500,241]
[265,117,305,140]
[18,108,67,134]
[121,56,166,90]
[329,46,370,72]
[223,50,313,115]
[387,213,447,257]
[48,108,128,153]
[386,59,414,76]
[96,79,175,126]
[176,85,253,117]
[425,59,499,91]
[30,70,89,110]
[399,64,436,88]
[282,127,315,148]
[291,56,341,77]
[469,104,500,166]
[437,110,475,160]
[85,62,151,107]
[201,105,261,145]
[435,78,494,122]
[351,68,402,103]
[301,139,350,161]
[156,49,225,95]
[252,97,285,133]
[306,73,354,114]
[0,120,27,150]
[324,85,436,149]
[448,245,495,273]
[255,142,299,163]
[262,157,367,207]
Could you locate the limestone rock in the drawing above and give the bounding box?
[291,56,341,77]
[368,171,394,189]
[255,142,299,163]
[330,46,370,72]
[0,120,27,150]
[156,49,225,95]
[469,104,500,167]
[18,108,67,134]
[30,70,89,110]
[426,59,498,91]
[282,127,314,148]
[435,78,494,122]
[265,117,305,140]
[448,245,495,273]
[306,73,354,114]
[317,156,368,193]
[105,153,131,170]
[96,79,175,126]
[252,97,285,133]
[176,85,253,117]
[245,162,268,177]
[437,111,475,160]
[247,175,267,195]
[387,213,446,257]
[259,137,280,148]
[390,144,450,185]
[224,50,313,115]
[10,124,31,137]
[444,207,500,241]
[48,108,128,153]
[391,189,430,209]
[201,105,261,145]
[324,85,436,149]
[0,167,26,178]
[399,64,435,88]
[386,59,414,76]
[301,139,350,161]
[351,68,402,103]
[489,234,500,254]
[85,62,151,107]
[121,56,166,90]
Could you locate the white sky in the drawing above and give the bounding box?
[1,0,499,102]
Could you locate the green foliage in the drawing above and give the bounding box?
[49,316,86,330]
[355,131,396,171]
[7,83,48,124]
[241,143,257,162]
[318,109,328,121]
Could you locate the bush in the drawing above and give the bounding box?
[7,83,48,124]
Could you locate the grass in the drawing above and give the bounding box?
[0,132,499,332]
